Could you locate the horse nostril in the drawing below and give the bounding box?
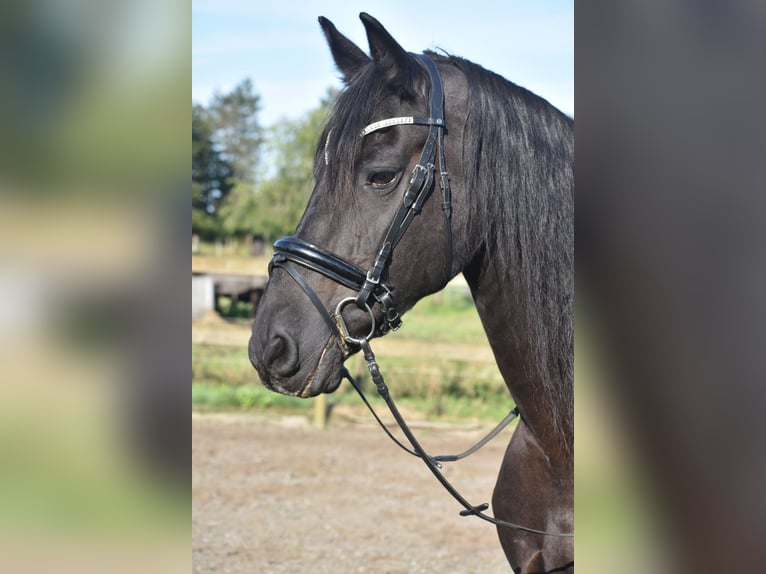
[263,329,300,378]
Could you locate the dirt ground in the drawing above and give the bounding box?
[192,411,513,573]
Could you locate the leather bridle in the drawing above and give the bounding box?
[270,54,452,350]
[266,54,573,539]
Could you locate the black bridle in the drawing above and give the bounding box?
[270,54,452,346]
[267,54,573,539]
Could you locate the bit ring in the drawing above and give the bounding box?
[334,297,376,345]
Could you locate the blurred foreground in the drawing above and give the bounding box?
[0,1,188,573]
[577,2,766,572]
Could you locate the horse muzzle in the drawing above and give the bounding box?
[249,323,345,398]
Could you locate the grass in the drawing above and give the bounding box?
[388,286,490,345]
[191,346,512,423]
[192,285,514,423]
[192,381,311,412]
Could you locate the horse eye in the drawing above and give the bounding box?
[369,171,397,188]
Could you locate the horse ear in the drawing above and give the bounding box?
[318,16,371,83]
[359,12,416,93]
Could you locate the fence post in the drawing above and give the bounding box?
[313,394,327,428]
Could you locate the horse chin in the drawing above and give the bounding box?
[297,342,344,398]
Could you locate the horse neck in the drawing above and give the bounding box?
[465,256,574,461]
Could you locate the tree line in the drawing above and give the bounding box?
[192,79,336,242]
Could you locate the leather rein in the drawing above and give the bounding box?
[268,54,573,538]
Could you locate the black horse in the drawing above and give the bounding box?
[249,13,573,573]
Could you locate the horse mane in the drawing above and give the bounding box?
[436,52,574,447]
[315,52,574,449]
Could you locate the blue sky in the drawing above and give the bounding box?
[193,1,573,127]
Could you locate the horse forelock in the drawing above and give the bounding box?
[313,64,389,213]
[313,54,428,215]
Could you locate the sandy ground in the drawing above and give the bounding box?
[192,411,513,573]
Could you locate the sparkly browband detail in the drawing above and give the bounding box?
[360,116,444,137]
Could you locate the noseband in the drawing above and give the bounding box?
[269,53,452,347]
[266,54,573,539]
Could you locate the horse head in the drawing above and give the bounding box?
[249,13,470,397]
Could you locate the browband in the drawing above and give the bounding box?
[360,116,444,137]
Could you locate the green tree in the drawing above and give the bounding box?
[247,89,336,240]
[192,104,234,238]
[193,79,263,240]
[217,178,258,238]
[208,79,262,183]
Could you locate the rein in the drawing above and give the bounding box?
[343,338,573,537]
[267,53,573,538]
